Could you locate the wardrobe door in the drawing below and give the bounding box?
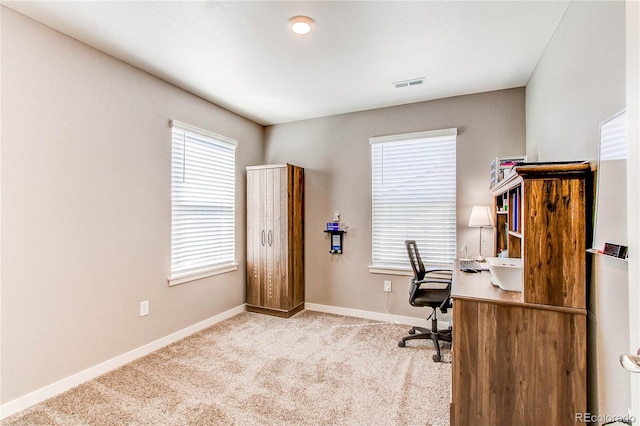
[246,168,267,306]
[269,166,289,310]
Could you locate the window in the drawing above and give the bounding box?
[169,120,238,286]
[369,128,457,274]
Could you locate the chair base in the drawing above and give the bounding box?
[398,325,452,362]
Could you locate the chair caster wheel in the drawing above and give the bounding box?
[432,355,441,362]
[408,328,416,335]
[398,341,406,347]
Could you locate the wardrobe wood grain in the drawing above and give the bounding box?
[246,164,304,317]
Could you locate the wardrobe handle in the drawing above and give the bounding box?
[261,230,265,246]
[268,230,273,246]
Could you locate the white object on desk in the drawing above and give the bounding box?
[459,259,490,271]
[468,206,495,261]
[486,257,523,292]
[459,243,469,260]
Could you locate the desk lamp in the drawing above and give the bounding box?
[468,205,494,261]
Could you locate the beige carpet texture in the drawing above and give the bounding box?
[2,311,452,425]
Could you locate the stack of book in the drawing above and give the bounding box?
[490,156,527,188]
[326,222,340,231]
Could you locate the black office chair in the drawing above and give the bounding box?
[398,240,453,362]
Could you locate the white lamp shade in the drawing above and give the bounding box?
[468,205,494,227]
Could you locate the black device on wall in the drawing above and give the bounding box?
[603,242,628,259]
[324,229,346,254]
[325,215,346,254]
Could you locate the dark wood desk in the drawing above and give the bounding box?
[452,268,522,303]
[452,268,585,314]
[450,268,587,425]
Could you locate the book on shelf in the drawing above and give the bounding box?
[490,155,527,188]
[513,189,518,232]
[496,193,508,212]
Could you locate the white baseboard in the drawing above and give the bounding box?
[0,304,246,420]
[304,303,451,329]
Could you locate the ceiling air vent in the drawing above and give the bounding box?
[393,77,425,89]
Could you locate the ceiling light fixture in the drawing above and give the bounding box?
[289,16,315,35]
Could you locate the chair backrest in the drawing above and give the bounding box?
[405,240,426,281]
[405,239,452,312]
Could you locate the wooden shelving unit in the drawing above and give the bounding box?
[451,162,593,425]
[490,162,592,308]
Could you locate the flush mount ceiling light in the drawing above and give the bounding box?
[288,16,315,35]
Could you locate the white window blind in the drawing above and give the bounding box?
[370,129,457,273]
[600,110,627,161]
[170,120,237,284]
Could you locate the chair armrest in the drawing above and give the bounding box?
[424,269,453,277]
[420,269,453,282]
[414,277,451,290]
[439,294,452,313]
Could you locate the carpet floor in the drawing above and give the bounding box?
[2,310,451,425]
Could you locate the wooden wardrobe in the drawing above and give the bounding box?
[246,164,304,318]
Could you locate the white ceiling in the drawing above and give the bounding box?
[4,1,571,126]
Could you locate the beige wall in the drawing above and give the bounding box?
[264,88,526,319]
[1,8,264,403]
[526,0,626,162]
[525,0,629,418]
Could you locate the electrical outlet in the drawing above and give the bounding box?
[140,300,149,317]
[384,280,392,292]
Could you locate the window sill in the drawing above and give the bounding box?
[368,265,413,276]
[168,263,239,286]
